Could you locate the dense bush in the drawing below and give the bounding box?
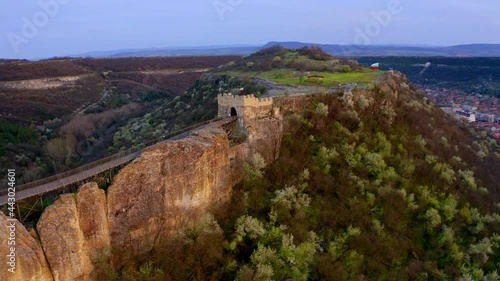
[0,122,37,146]
[0,122,37,155]
[139,91,169,102]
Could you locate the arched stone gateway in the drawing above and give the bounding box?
[230,107,237,116]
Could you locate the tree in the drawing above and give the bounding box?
[424,207,442,231]
[232,186,319,281]
[243,153,266,185]
[44,137,75,171]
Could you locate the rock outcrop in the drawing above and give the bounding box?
[107,127,232,257]
[0,213,53,281]
[37,183,110,281]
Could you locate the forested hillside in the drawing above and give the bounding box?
[113,72,500,280]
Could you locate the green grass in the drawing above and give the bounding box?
[222,68,381,87]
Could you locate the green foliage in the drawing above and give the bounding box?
[434,162,456,185]
[328,226,361,260]
[415,134,427,149]
[139,91,169,102]
[235,215,266,241]
[440,195,458,221]
[312,146,338,174]
[458,169,478,190]
[239,232,319,281]
[0,122,38,146]
[104,94,129,108]
[271,186,311,211]
[314,102,329,117]
[425,154,438,164]
[227,88,499,279]
[231,186,319,281]
[424,207,442,230]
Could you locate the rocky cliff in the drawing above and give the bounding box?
[37,182,110,281]
[107,127,232,258]
[0,212,53,281]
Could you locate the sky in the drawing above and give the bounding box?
[0,0,499,59]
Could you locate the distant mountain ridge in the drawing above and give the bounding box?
[263,41,500,57]
[70,45,261,59]
[58,42,500,59]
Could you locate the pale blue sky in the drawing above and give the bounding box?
[1,0,499,59]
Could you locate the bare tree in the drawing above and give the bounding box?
[44,137,75,172]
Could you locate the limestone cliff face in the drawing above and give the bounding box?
[107,127,232,257]
[0,212,53,281]
[229,143,250,185]
[245,106,283,163]
[37,183,110,281]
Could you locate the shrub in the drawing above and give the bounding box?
[104,94,129,108]
[314,102,329,117]
[458,169,478,190]
[272,56,282,62]
[140,91,168,102]
[424,207,442,230]
[0,122,38,150]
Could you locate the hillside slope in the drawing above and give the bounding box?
[111,71,500,280]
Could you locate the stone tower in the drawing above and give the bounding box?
[217,93,274,134]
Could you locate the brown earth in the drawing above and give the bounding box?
[0,56,239,124]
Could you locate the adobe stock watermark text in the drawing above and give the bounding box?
[7,0,71,54]
[5,169,17,274]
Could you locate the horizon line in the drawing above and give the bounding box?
[3,42,500,61]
